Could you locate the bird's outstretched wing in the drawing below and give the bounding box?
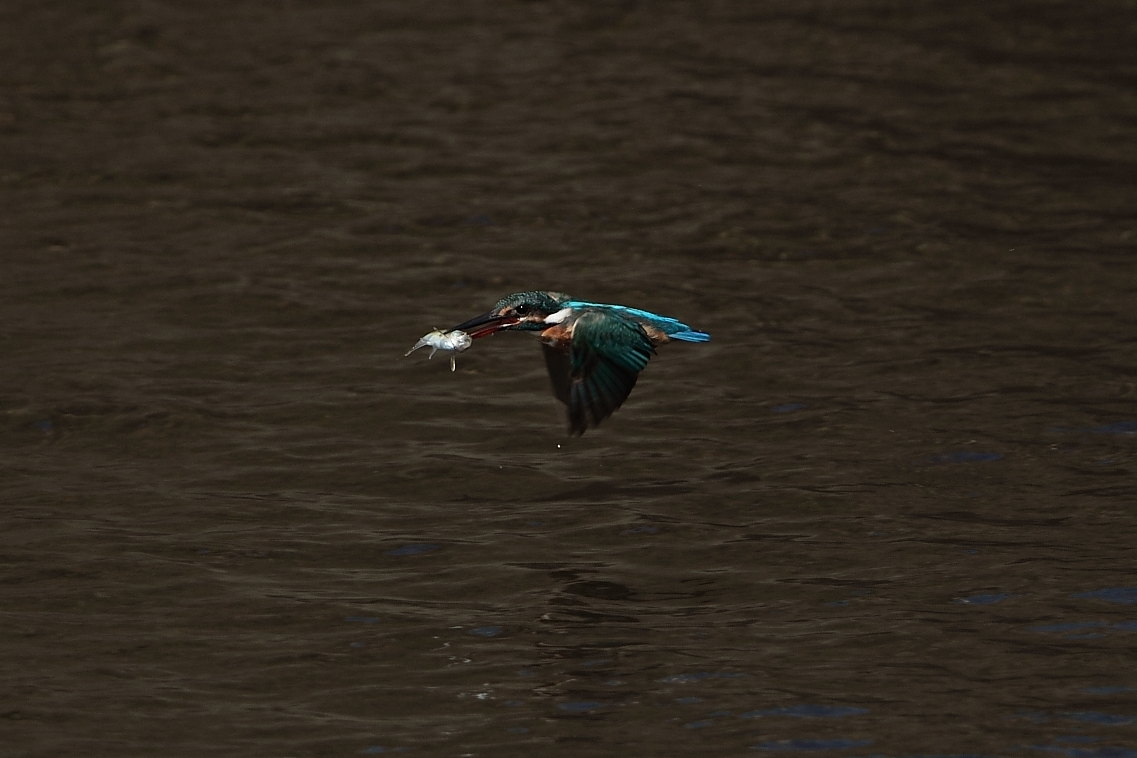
[560,310,656,435]
[541,341,572,406]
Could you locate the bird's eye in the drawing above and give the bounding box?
[514,304,531,316]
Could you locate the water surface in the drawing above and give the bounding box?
[3,1,1136,756]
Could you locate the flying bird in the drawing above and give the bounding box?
[449,291,710,435]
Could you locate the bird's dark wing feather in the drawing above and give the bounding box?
[566,311,655,435]
[541,341,572,406]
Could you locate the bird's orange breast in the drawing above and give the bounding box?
[539,323,574,348]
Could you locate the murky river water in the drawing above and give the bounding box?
[3,2,1136,756]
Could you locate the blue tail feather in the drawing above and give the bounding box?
[669,330,711,343]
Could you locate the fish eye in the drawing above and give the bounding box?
[514,303,531,316]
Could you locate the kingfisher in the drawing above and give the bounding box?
[450,291,710,435]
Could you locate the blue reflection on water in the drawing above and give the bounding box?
[1026,743,1137,757]
[384,543,440,557]
[958,593,1012,605]
[1018,710,1137,726]
[556,701,602,712]
[1073,587,1137,605]
[1061,711,1136,726]
[360,746,411,755]
[1050,421,1137,436]
[1086,421,1137,435]
[770,402,808,413]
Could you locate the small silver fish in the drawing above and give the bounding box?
[404,329,473,372]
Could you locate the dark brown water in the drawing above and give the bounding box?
[4,2,1137,756]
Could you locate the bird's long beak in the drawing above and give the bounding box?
[450,311,519,339]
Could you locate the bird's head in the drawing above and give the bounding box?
[451,291,570,338]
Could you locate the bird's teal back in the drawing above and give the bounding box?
[564,300,711,342]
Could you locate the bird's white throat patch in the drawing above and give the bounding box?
[544,307,573,324]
